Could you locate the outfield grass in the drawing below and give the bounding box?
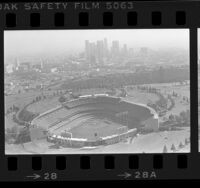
[69,118,125,140]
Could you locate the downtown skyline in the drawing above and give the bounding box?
[4,29,189,61]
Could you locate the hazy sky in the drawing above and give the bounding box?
[4,29,189,58]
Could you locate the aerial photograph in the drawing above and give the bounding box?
[4,29,190,154]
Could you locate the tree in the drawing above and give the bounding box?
[15,106,19,112]
[163,145,168,153]
[185,138,188,145]
[180,111,186,119]
[175,115,182,124]
[169,114,175,122]
[58,95,66,103]
[15,128,31,144]
[179,142,184,148]
[171,143,176,152]
[5,126,19,143]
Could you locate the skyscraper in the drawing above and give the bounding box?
[111,40,120,57]
[103,38,109,58]
[85,40,96,64]
[85,40,90,60]
[122,44,128,57]
[96,40,104,63]
[128,48,134,58]
[140,47,148,57]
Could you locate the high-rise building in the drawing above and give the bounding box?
[111,40,120,57]
[40,58,44,69]
[103,38,109,58]
[90,42,96,58]
[85,40,90,60]
[122,44,128,57]
[128,48,134,58]
[140,47,148,57]
[96,40,104,63]
[85,40,96,64]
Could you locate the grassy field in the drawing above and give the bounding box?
[5,89,60,129]
[126,83,190,118]
[21,88,111,114]
[72,88,111,95]
[69,118,125,140]
[145,83,190,97]
[5,90,57,111]
[150,83,190,117]
[5,127,190,154]
[125,90,159,104]
[5,114,19,129]
[5,82,191,154]
[27,96,60,114]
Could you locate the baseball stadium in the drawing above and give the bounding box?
[29,94,159,148]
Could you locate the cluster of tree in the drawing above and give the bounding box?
[137,86,168,110]
[147,93,168,113]
[155,93,168,109]
[58,95,66,103]
[15,127,31,144]
[6,105,20,115]
[168,109,190,126]
[60,67,189,91]
[118,88,127,97]
[137,85,159,93]
[172,91,189,103]
[167,95,175,111]
[18,108,39,123]
[12,114,26,126]
[163,144,177,153]
[163,138,189,153]
[70,93,80,99]
[5,126,18,143]
[137,85,178,114]
[53,90,65,96]
[182,96,189,103]
[58,92,80,103]
[14,70,42,81]
[30,94,49,104]
[172,91,178,97]
[5,126,31,144]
